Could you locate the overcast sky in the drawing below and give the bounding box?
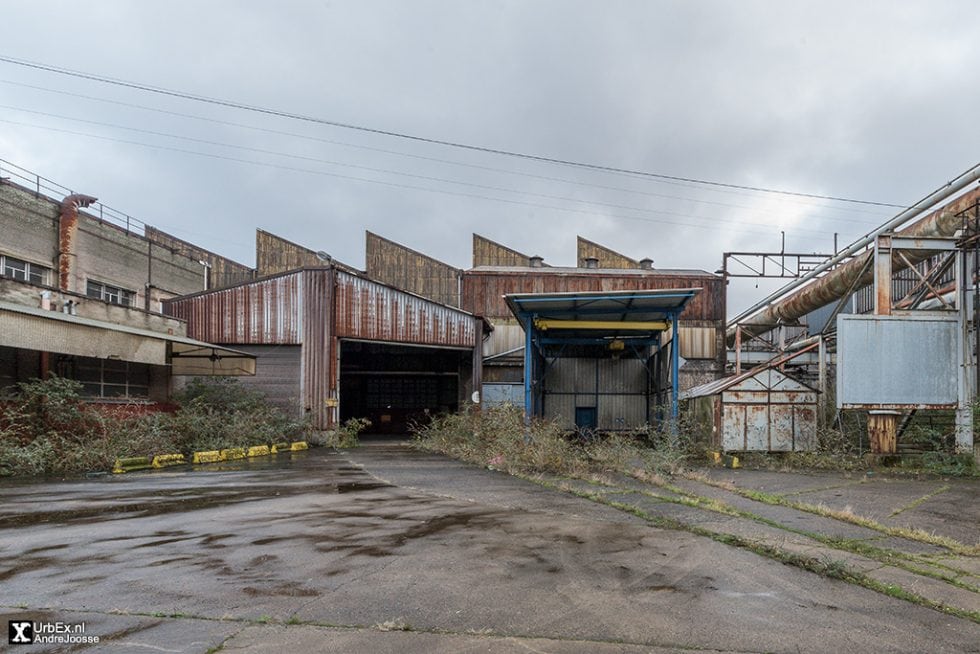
[1,0,978,314]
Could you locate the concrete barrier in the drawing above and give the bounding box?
[221,447,247,461]
[151,454,186,468]
[290,441,308,451]
[112,457,152,474]
[247,445,271,458]
[192,450,224,464]
[272,442,289,453]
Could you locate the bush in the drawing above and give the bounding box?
[310,417,371,449]
[0,376,309,477]
[412,404,695,477]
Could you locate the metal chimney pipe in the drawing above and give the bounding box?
[639,258,654,270]
[529,255,544,268]
[58,194,97,292]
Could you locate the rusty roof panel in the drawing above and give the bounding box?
[165,272,302,344]
[462,268,724,321]
[335,270,477,347]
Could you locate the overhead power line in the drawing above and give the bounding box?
[0,79,893,218]
[0,104,885,230]
[0,117,848,240]
[0,53,906,209]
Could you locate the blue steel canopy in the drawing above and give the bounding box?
[505,288,702,427]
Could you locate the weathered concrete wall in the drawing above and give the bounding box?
[0,277,187,336]
[146,226,255,290]
[1,181,207,310]
[0,181,59,270]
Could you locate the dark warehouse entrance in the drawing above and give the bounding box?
[338,340,466,434]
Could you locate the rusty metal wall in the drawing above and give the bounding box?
[717,370,818,451]
[300,268,334,429]
[472,234,533,267]
[462,268,724,321]
[364,231,462,307]
[576,236,639,269]
[164,272,302,344]
[255,229,323,276]
[334,270,478,348]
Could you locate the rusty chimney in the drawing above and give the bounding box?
[639,257,654,270]
[529,255,544,268]
[584,257,599,269]
[59,194,97,292]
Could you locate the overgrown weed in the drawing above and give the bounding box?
[412,404,701,478]
[0,376,308,476]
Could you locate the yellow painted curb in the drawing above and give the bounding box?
[221,447,247,460]
[272,442,289,453]
[247,445,271,458]
[723,454,741,469]
[112,456,152,474]
[193,450,224,464]
[710,451,722,464]
[290,441,308,451]
[151,454,186,468]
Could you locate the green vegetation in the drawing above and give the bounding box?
[310,417,371,449]
[0,376,309,477]
[412,404,700,477]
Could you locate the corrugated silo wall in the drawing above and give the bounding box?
[364,232,462,307]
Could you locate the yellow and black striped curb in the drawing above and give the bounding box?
[114,441,310,474]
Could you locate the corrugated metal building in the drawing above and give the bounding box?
[682,368,818,452]
[464,262,726,398]
[165,266,485,433]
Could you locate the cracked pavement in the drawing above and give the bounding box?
[0,443,977,653]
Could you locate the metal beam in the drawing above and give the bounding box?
[728,168,980,342]
[534,319,669,331]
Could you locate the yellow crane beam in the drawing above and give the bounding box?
[533,319,669,331]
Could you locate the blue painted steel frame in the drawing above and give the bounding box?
[512,290,697,431]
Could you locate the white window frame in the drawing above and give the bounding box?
[0,254,50,285]
[86,279,136,307]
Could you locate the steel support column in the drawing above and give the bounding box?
[670,311,680,433]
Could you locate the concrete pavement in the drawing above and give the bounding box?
[0,443,976,653]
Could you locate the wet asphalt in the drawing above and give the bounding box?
[0,443,977,653]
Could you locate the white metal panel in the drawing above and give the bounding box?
[722,404,746,450]
[837,313,958,408]
[483,383,523,406]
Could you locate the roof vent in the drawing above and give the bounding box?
[584,257,599,269]
[529,255,544,268]
[639,258,654,270]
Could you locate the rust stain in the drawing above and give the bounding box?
[58,194,97,292]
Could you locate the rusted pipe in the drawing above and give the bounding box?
[58,194,97,292]
[728,184,980,343]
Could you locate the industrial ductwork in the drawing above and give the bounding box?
[58,194,97,292]
[728,164,980,344]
